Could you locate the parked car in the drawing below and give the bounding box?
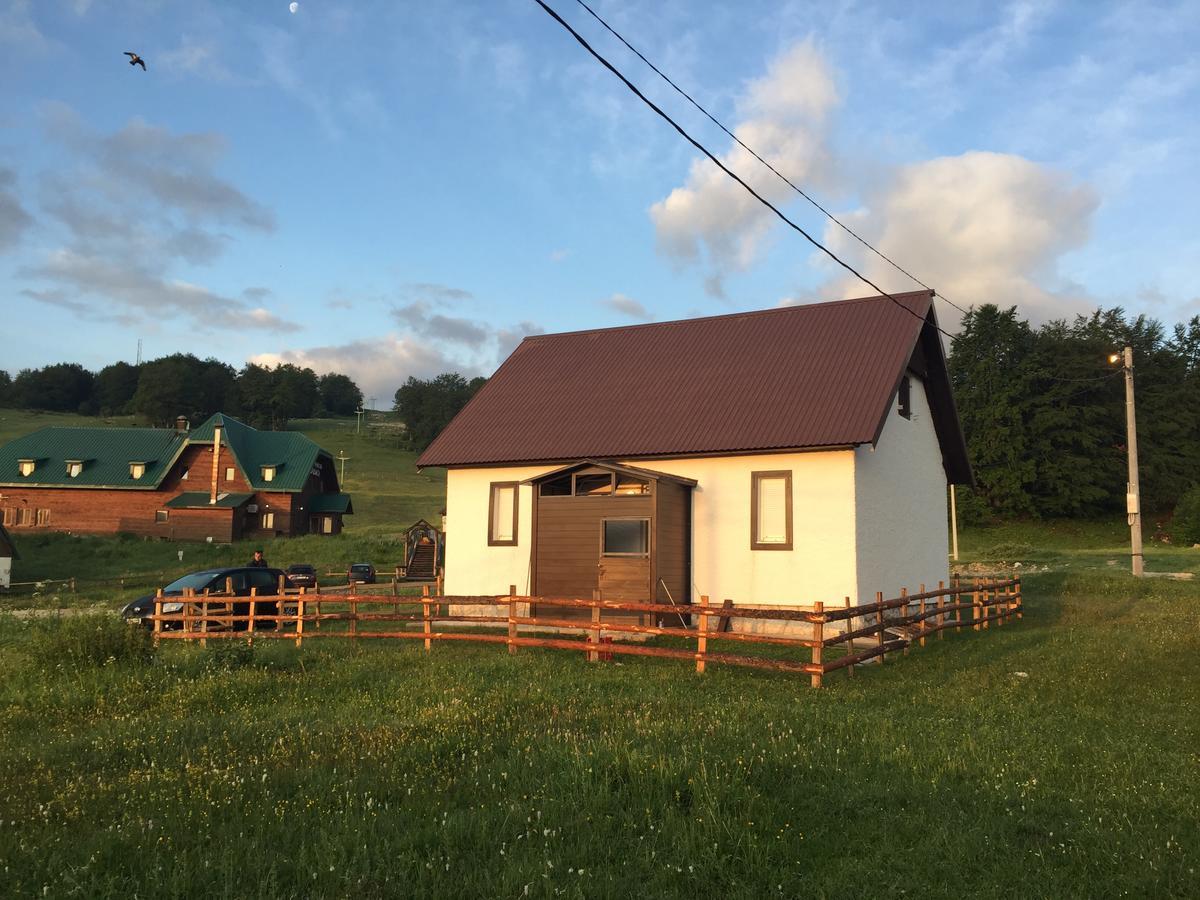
[121,566,287,631]
[286,563,318,589]
[347,563,376,584]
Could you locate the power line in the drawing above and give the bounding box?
[530,0,958,342]
[569,0,971,319]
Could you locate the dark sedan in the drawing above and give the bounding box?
[286,564,318,589]
[121,566,287,630]
[347,563,376,584]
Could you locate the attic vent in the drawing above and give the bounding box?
[130,462,147,480]
[66,460,84,478]
[18,459,35,477]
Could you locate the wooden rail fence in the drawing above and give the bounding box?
[148,576,1021,686]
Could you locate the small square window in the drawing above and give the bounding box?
[66,461,83,478]
[155,510,169,523]
[602,519,649,556]
[262,465,276,482]
[36,508,50,526]
[17,508,33,526]
[130,462,146,480]
[18,460,35,477]
[225,467,236,482]
[262,512,275,530]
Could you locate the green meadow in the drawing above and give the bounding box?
[1,409,1199,896]
[0,570,1197,898]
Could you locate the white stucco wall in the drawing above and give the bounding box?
[853,376,950,605]
[0,556,10,589]
[443,465,542,595]
[626,451,858,609]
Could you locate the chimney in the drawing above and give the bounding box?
[175,416,189,435]
[210,424,222,504]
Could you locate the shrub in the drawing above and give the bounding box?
[26,614,155,668]
[1171,484,1200,546]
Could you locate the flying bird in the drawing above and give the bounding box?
[124,52,146,71]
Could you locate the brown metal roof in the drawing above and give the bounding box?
[418,290,972,483]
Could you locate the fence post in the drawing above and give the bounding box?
[876,591,885,664]
[918,584,927,648]
[349,587,358,641]
[900,588,909,655]
[972,578,981,632]
[589,590,601,663]
[198,589,208,649]
[507,584,517,655]
[844,596,854,678]
[1016,577,1023,620]
[247,586,257,645]
[153,588,163,646]
[278,573,286,597]
[811,601,824,688]
[936,581,945,640]
[295,589,306,648]
[422,585,432,652]
[696,594,709,674]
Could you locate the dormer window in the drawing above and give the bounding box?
[261,465,277,483]
[18,459,35,477]
[66,460,84,478]
[130,462,147,480]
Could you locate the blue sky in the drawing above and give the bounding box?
[1,0,1197,400]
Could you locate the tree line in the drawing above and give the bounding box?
[0,355,363,430]
[949,304,1200,524]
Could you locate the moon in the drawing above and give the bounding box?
[289,2,298,12]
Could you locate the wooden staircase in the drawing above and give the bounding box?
[406,543,437,581]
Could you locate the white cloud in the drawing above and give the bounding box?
[0,166,32,252]
[649,39,839,295]
[819,151,1099,325]
[600,293,652,321]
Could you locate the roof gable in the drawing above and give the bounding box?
[189,414,328,492]
[418,291,971,482]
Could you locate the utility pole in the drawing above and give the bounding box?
[1111,347,1143,576]
[336,449,351,485]
[355,405,364,434]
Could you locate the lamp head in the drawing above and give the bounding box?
[1108,353,1122,364]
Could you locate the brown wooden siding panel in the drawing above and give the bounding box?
[655,482,691,609]
[534,495,653,598]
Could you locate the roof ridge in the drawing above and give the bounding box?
[521,290,933,342]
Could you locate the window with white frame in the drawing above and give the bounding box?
[262,512,275,530]
[66,461,83,478]
[751,471,792,550]
[18,460,35,477]
[488,482,518,546]
[225,467,236,482]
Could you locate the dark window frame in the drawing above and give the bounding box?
[898,375,912,420]
[488,481,519,546]
[750,470,793,551]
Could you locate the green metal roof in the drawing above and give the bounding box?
[0,426,186,489]
[305,492,354,514]
[189,414,331,492]
[164,492,255,509]
[0,413,338,495]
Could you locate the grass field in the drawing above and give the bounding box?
[0,569,1197,898]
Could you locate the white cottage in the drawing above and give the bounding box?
[416,290,971,621]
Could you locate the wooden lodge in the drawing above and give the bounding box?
[0,413,353,542]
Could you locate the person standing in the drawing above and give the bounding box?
[248,549,268,568]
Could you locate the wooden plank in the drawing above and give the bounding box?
[696,594,709,674]
[811,601,823,688]
[717,598,734,634]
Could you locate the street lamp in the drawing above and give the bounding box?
[336,449,351,486]
[1109,347,1143,576]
